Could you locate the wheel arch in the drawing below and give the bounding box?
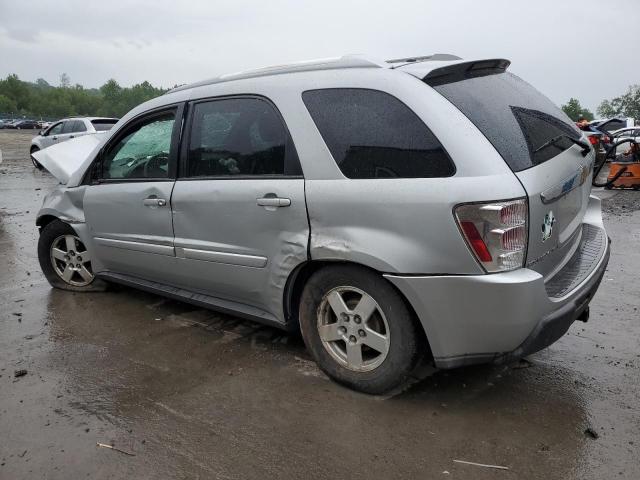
[283,259,432,359]
[36,214,60,231]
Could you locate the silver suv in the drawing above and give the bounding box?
[33,55,610,394]
[31,117,118,168]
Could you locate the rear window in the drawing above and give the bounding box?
[432,72,581,172]
[302,89,455,179]
[92,119,118,131]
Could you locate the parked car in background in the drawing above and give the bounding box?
[30,117,119,168]
[15,119,41,129]
[610,127,640,143]
[32,55,609,394]
[4,120,23,130]
[590,117,634,133]
[609,127,640,156]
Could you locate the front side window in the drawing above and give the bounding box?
[187,98,287,177]
[101,111,175,179]
[302,89,454,179]
[47,122,63,136]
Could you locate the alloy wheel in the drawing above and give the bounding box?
[316,286,390,372]
[50,234,94,287]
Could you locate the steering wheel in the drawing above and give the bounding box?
[143,152,169,177]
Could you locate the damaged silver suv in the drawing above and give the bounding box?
[34,55,610,394]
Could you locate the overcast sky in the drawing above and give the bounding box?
[0,0,636,113]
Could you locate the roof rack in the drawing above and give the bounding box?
[168,55,386,94]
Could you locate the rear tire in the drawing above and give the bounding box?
[38,220,106,292]
[299,265,422,394]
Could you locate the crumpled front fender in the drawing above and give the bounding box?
[37,186,87,225]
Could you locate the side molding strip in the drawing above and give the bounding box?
[94,237,175,256]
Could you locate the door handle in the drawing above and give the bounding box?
[256,197,291,208]
[52,136,58,140]
[143,197,167,207]
[70,135,74,139]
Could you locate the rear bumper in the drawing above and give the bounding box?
[496,235,609,364]
[385,197,610,368]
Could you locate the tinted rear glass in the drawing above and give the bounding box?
[302,89,455,179]
[433,72,581,172]
[92,119,118,131]
[74,120,87,132]
[187,98,287,177]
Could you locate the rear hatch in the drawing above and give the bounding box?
[424,62,593,279]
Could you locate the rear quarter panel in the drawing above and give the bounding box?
[296,69,526,274]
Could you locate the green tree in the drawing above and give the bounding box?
[596,99,618,118]
[0,74,31,111]
[597,85,640,120]
[0,94,17,113]
[59,73,71,88]
[561,98,594,121]
[0,73,166,119]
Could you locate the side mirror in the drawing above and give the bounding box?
[38,130,44,136]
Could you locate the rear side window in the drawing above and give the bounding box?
[303,89,454,179]
[73,120,87,133]
[432,72,581,172]
[62,121,75,134]
[92,119,118,131]
[186,98,291,177]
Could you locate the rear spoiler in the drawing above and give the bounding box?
[424,59,510,86]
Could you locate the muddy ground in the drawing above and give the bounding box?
[1,129,639,479]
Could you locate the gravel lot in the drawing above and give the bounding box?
[1,129,639,479]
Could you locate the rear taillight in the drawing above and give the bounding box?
[454,198,528,273]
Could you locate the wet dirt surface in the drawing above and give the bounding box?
[1,129,639,479]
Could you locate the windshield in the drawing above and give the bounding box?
[433,72,582,172]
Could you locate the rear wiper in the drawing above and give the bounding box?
[534,135,591,157]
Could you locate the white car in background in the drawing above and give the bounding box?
[30,117,118,169]
[610,127,640,143]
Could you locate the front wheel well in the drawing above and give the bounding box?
[36,215,60,232]
[283,260,431,358]
[30,145,40,153]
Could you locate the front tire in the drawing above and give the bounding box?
[30,146,43,169]
[299,265,422,394]
[38,220,106,292]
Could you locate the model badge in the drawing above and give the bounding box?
[542,211,555,242]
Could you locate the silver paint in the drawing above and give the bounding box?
[35,56,609,365]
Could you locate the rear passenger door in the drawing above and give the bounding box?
[70,119,89,139]
[170,96,308,320]
[57,120,80,144]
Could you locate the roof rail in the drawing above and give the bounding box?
[168,55,386,94]
[386,53,462,64]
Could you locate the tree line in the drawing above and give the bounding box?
[562,84,640,123]
[1,72,637,125]
[0,73,169,120]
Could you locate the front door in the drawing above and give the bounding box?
[41,121,64,148]
[170,97,308,319]
[83,106,182,280]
